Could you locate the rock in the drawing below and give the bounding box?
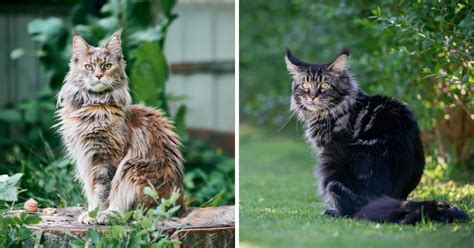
[23,199,38,212]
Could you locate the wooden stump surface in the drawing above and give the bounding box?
[9,206,235,248]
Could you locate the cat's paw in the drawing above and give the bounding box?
[97,209,119,225]
[78,212,97,224]
[322,209,340,217]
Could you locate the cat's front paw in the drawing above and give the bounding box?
[78,211,97,224]
[97,209,119,225]
[322,209,340,217]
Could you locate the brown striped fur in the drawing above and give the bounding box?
[56,30,185,224]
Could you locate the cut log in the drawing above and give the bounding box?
[9,206,234,247]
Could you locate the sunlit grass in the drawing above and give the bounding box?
[240,125,474,248]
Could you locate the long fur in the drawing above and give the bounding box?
[56,31,185,224]
[285,48,468,224]
[355,196,468,224]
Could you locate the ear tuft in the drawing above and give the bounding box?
[339,47,351,56]
[103,29,123,54]
[72,32,91,55]
[285,48,307,78]
[328,49,350,74]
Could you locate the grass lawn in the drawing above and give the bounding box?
[239,125,474,248]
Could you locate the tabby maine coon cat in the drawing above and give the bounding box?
[56,30,184,224]
[285,48,468,224]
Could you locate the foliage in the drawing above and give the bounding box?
[0,0,234,209]
[369,1,472,119]
[0,174,22,202]
[240,0,473,166]
[1,140,84,207]
[183,138,235,206]
[0,211,41,247]
[71,186,181,247]
[240,126,473,247]
[0,177,41,247]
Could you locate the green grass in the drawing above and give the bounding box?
[239,125,474,248]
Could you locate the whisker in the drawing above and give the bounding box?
[277,110,298,132]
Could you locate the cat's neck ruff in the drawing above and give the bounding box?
[59,85,132,110]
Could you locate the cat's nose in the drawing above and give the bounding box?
[95,74,103,79]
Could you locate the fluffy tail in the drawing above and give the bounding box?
[354,196,468,224]
[161,205,235,229]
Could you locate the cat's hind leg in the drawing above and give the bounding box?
[324,181,368,217]
[96,158,144,224]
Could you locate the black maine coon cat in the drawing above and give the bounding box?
[285,48,468,224]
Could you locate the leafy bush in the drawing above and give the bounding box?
[0,212,41,247]
[0,184,182,247]
[240,0,473,168]
[183,138,235,206]
[71,187,182,247]
[0,174,41,247]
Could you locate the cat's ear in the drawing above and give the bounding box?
[285,48,306,78]
[72,32,91,55]
[328,48,350,74]
[103,29,123,54]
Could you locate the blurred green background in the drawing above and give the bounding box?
[0,0,235,209]
[240,0,473,169]
[240,0,473,247]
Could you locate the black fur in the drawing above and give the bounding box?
[285,48,468,224]
[355,197,468,224]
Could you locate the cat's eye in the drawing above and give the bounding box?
[102,63,112,70]
[84,64,94,71]
[320,82,331,89]
[302,82,312,89]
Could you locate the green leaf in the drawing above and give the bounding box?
[70,239,85,248]
[128,27,163,46]
[0,173,23,201]
[87,228,100,243]
[173,105,187,137]
[10,48,25,60]
[17,226,33,240]
[109,225,125,238]
[27,18,66,43]
[124,0,153,29]
[6,173,23,185]
[0,109,22,123]
[144,186,159,200]
[166,205,181,215]
[0,188,19,202]
[130,42,169,107]
[88,208,99,218]
[159,0,177,17]
[123,211,134,222]
[24,215,41,225]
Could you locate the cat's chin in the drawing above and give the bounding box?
[304,104,325,112]
[88,83,112,93]
[302,105,329,120]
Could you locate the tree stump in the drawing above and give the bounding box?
[9,206,234,247]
